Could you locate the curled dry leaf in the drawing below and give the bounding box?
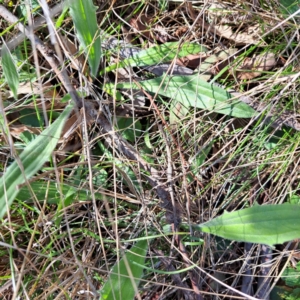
[176,53,205,69]
[130,16,148,38]
[199,50,278,81]
[186,1,262,45]
[2,81,60,102]
[60,104,93,141]
[215,23,262,46]
[173,26,189,38]
[9,125,41,140]
[236,52,277,80]
[129,14,174,43]
[60,34,88,73]
[57,107,94,156]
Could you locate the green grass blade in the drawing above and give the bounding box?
[55,5,69,29]
[0,102,74,219]
[1,43,19,99]
[101,42,208,75]
[67,0,101,77]
[193,204,300,246]
[100,239,148,300]
[105,75,257,118]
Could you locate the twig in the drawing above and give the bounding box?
[159,125,202,299]
[153,250,194,300]
[241,243,255,296]
[255,245,273,299]
[0,2,65,53]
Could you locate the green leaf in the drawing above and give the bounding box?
[67,0,101,77]
[0,102,74,219]
[16,181,84,204]
[101,42,208,75]
[282,262,300,287]
[117,117,142,143]
[55,6,69,29]
[19,131,37,145]
[55,186,77,227]
[19,108,43,127]
[16,180,113,205]
[193,204,300,246]
[100,239,148,300]
[279,0,300,16]
[105,75,257,118]
[1,43,19,99]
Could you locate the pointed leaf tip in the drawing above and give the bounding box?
[194,204,300,246]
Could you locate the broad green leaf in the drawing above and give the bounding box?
[101,42,208,75]
[100,239,148,300]
[1,43,19,99]
[0,102,74,219]
[188,142,213,183]
[67,0,101,77]
[193,204,300,246]
[105,75,257,118]
[19,108,43,127]
[279,0,300,16]
[16,181,99,204]
[97,141,141,193]
[117,117,142,143]
[55,186,77,227]
[282,262,300,287]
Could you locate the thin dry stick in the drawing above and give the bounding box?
[152,249,194,300]
[0,1,65,53]
[255,245,273,299]
[159,125,202,299]
[241,243,255,296]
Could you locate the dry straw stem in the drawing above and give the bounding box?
[0,1,65,52]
